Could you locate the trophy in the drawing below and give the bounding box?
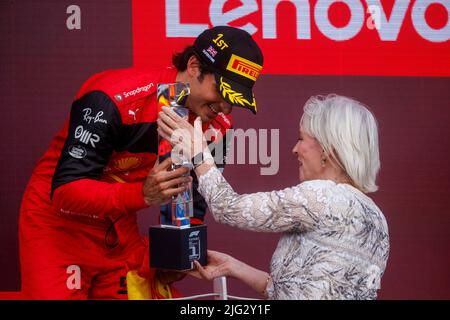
[149,82,207,270]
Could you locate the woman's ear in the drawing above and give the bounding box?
[186,55,201,78]
[326,148,343,171]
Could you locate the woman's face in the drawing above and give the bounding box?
[292,126,324,182]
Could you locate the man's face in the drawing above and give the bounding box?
[186,72,233,123]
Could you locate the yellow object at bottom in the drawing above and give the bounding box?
[126,270,173,300]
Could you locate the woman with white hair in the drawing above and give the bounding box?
[157,94,390,300]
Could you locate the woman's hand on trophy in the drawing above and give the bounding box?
[187,250,235,281]
[157,106,207,161]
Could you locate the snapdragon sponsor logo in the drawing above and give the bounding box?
[122,83,154,99]
[171,128,280,176]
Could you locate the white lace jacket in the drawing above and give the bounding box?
[198,167,390,300]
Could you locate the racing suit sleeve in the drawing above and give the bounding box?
[190,128,234,224]
[51,91,147,220]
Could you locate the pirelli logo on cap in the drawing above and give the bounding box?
[226,54,262,82]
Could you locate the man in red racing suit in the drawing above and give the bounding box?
[18,26,263,299]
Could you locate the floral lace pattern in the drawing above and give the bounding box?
[198,167,390,300]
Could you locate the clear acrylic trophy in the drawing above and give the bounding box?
[157,82,192,228]
[149,82,207,270]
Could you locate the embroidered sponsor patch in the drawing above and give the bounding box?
[219,77,255,108]
[226,54,262,81]
[68,145,87,159]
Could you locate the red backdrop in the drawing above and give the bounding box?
[134,0,450,76]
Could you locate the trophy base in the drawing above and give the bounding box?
[149,224,207,270]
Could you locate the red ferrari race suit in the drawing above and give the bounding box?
[18,67,232,299]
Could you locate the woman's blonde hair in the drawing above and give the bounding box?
[300,94,380,193]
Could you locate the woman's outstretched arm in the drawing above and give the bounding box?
[188,250,271,298]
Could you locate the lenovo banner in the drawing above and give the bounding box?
[133,0,449,76]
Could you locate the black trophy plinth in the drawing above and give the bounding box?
[149,224,207,270]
